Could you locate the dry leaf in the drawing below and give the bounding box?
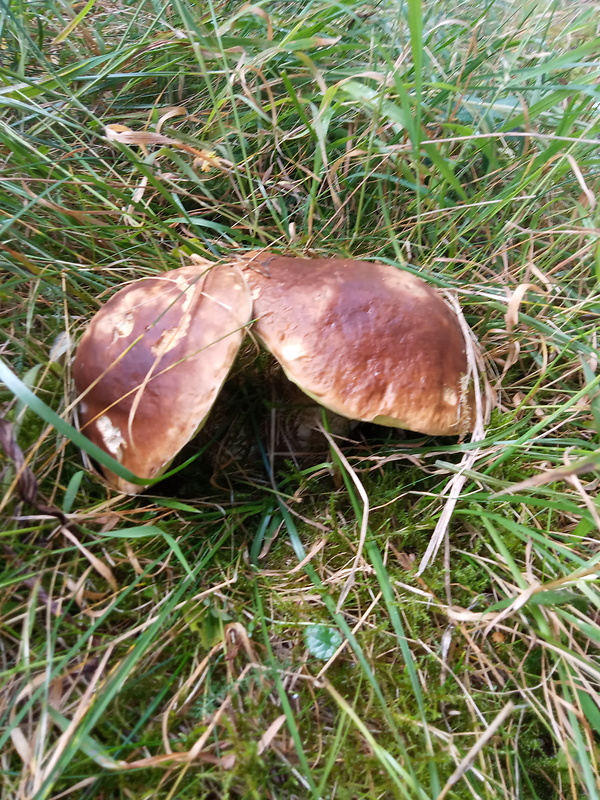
[394,550,416,571]
[104,126,230,171]
[10,726,32,765]
[105,123,132,135]
[504,283,539,332]
[61,527,118,591]
[193,150,219,172]
[257,714,286,755]
[156,106,188,134]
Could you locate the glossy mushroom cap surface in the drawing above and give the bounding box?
[240,252,473,436]
[73,264,252,493]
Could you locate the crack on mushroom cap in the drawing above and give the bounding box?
[95,414,126,458]
[150,307,194,357]
[112,311,135,342]
[147,274,198,357]
[443,388,458,406]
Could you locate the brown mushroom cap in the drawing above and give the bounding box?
[240,252,473,436]
[73,263,252,493]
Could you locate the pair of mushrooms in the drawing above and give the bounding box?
[73,252,474,494]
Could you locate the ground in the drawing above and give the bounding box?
[1,1,600,798]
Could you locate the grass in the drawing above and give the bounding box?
[1,0,600,797]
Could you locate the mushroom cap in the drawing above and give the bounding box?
[73,263,252,493]
[240,252,473,436]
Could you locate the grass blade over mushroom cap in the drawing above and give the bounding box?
[240,252,473,437]
[73,264,253,494]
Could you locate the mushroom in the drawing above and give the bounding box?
[239,252,473,437]
[73,263,252,493]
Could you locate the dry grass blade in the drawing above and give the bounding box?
[257,714,287,756]
[104,125,230,171]
[494,453,600,496]
[319,426,370,612]
[417,293,490,575]
[437,701,516,800]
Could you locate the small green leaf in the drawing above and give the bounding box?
[529,590,589,610]
[577,689,600,737]
[580,357,600,434]
[304,624,343,660]
[487,589,588,614]
[182,600,224,648]
[14,365,41,428]
[198,610,221,649]
[63,470,84,514]
[99,525,194,579]
[340,80,409,132]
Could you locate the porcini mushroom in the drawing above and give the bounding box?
[73,263,252,493]
[239,252,473,437]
